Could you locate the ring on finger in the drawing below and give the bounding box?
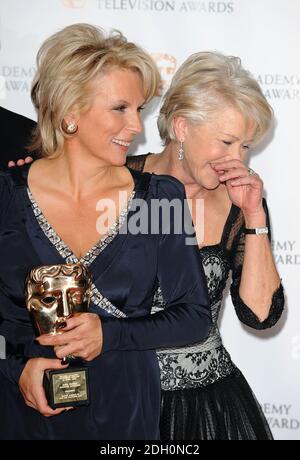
[247,167,256,176]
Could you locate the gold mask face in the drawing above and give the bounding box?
[25,264,92,335]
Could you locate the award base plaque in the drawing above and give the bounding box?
[43,366,90,409]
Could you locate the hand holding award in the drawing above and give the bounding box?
[25,263,92,409]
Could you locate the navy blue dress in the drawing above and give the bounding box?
[0,165,211,440]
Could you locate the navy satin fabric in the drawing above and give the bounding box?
[0,166,210,440]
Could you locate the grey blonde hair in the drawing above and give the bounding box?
[158,51,273,146]
[29,23,160,157]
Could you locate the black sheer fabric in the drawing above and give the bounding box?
[160,368,273,440]
[127,154,284,440]
[229,199,285,329]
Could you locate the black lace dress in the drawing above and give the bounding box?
[127,154,284,441]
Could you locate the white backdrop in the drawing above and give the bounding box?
[0,0,299,440]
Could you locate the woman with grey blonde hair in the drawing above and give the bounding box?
[127,51,284,440]
[0,24,212,439]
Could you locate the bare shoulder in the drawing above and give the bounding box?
[114,165,135,191]
[27,158,49,183]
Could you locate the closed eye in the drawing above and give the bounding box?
[113,105,127,112]
[223,140,250,150]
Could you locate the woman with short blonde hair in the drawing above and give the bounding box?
[127,50,284,440]
[0,24,211,440]
[158,51,272,146]
[30,23,160,157]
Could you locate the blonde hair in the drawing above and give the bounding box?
[158,51,273,146]
[29,23,160,157]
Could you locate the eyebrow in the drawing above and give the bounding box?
[221,132,254,143]
[112,99,129,105]
[112,99,146,106]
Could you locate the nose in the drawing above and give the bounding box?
[128,110,143,135]
[57,291,72,318]
[230,144,243,160]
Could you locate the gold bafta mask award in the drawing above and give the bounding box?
[25,263,92,409]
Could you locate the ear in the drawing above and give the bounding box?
[173,116,188,142]
[63,104,80,125]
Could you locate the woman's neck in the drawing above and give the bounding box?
[30,150,128,201]
[146,145,209,199]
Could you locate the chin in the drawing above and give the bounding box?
[204,179,221,190]
[108,155,127,167]
[116,158,127,167]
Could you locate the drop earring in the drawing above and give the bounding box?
[178,141,184,160]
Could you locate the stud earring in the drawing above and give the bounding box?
[66,122,78,134]
[178,141,184,160]
[62,120,78,135]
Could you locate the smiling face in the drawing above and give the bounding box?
[176,106,257,189]
[69,67,145,166]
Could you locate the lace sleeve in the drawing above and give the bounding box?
[229,199,285,330]
[126,154,148,172]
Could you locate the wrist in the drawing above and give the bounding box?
[243,208,266,227]
[244,226,269,236]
